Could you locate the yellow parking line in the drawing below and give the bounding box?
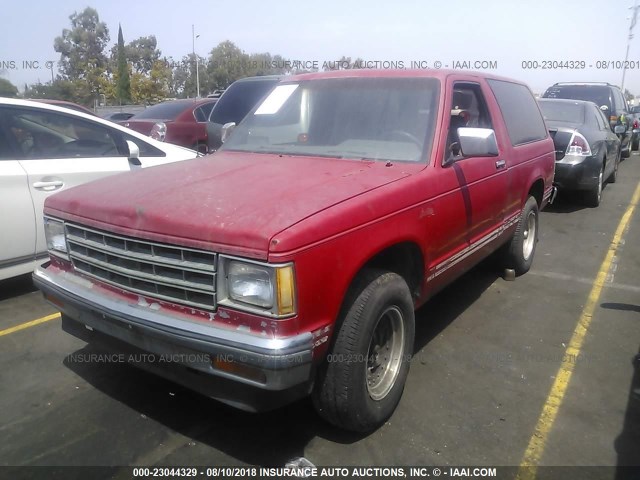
[0,312,61,337]
[517,181,640,480]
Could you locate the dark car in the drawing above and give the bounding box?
[121,98,217,154]
[541,82,631,158]
[538,98,621,207]
[103,112,135,122]
[206,76,282,152]
[629,105,640,151]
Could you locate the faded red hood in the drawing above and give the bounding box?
[44,151,414,259]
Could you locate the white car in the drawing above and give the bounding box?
[0,98,199,281]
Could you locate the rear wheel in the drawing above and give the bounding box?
[499,196,539,275]
[312,270,415,432]
[608,150,620,184]
[585,164,604,207]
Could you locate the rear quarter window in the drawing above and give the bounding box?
[488,79,548,146]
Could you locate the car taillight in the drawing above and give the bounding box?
[150,122,166,142]
[633,119,639,129]
[566,131,592,156]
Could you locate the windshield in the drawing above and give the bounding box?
[209,79,280,125]
[543,86,611,111]
[538,100,585,124]
[220,77,439,162]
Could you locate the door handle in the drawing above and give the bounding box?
[495,160,506,170]
[33,180,64,191]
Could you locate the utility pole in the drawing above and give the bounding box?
[622,0,640,93]
[192,24,200,98]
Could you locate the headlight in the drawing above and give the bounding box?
[44,217,68,258]
[218,256,296,317]
[228,261,273,308]
[150,122,166,142]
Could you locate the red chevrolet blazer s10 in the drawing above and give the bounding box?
[34,69,555,432]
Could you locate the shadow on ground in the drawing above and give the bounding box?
[0,273,38,302]
[62,259,501,467]
[615,347,640,479]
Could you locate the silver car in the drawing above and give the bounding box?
[0,98,198,280]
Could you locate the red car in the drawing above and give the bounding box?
[32,99,97,116]
[122,98,217,153]
[35,69,555,432]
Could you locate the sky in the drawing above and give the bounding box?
[1,0,639,96]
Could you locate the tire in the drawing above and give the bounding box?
[633,139,639,152]
[312,269,415,432]
[500,196,539,275]
[608,151,620,184]
[585,164,604,207]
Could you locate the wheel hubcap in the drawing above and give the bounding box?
[366,306,405,401]
[522,211,536,260]
[597,169,603,200]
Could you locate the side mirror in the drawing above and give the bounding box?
[614,125,626,134]
[220,122,237,144]
[126,140,142,167]
[457,127,499,157]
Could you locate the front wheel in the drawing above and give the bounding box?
[312,270,415,432]
[499,196,539,275]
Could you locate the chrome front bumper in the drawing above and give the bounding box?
[33,264,315,411]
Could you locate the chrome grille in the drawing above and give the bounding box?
[65,223,217,310]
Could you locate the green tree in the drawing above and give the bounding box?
[54,8,110,79]
[0,78,19,98]
[111,35,161,76]
[115,24,131,103]
[53,7,110,106]
[131,59,172,104]
[171,53,209,98]
[322,56,364,71]
[206,40,253,90]
[23,79,76,102]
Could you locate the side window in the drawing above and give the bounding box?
[619,91,629,112]
[199,102,215,121]
[194,104,215,122]
[612,89,626,113]
[446,83,493,159]
[0,110,21,159]
[594,108,608,131]
[122,133,166,157]
[487,79,548,146]
[5,107,122,159]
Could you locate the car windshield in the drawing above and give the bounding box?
[208,79,280,125]
[543,86,611,111]
[131,101,191,120]
[539,101,585,124]
[220,77,439,162]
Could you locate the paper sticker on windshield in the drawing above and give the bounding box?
[255,84,299,115]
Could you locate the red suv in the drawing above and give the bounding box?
[35,69,555,432]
